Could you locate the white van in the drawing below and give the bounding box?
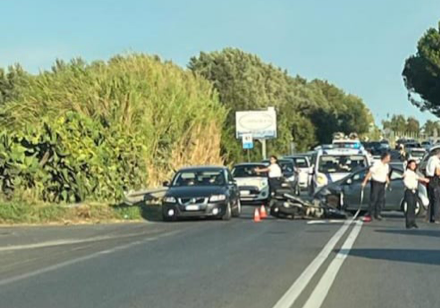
[309,148,371,195]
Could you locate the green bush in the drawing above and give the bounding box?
[0,54,226,203]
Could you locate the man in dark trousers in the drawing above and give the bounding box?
[425,149,440,223]
[362,152,391,221]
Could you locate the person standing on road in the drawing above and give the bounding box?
[403,160,429,229]
[362,152,391,221]
[425,149,440,223]
[255,155,283,196]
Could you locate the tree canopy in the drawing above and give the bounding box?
[189,48,374,159]
[403,21,440,116]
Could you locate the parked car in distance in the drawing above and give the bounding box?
[406,148,426,164]
[161,166,241,221]
[284,155,311,189]
[403,141,422,150]
[231,163,270,205]
[421,140,433,151]
[313,166,429,216]
[379,140,390,150]
[262,158,300,195]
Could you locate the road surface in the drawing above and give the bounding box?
[0,207,439,308]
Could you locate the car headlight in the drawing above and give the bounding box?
[210,195,226,202]
[163,196,176,203]
[317,173,328,186]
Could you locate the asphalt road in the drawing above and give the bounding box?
[1,206,440,308]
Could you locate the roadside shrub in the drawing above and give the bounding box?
[0,54,226,203]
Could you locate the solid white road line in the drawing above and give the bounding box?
[307,220,345,225]
[271,220,353,308]
[302,220,363,308]
[0,231,157,252]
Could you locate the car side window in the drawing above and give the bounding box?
[351,170,367,182]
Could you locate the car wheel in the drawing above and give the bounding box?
[401,199,423,217]
[162,213,174,222]
[232,199,241,217]
[222,203,232,221]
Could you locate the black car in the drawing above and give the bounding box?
[262,158,300,195]
[162,166,241,221]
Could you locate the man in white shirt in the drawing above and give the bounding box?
[425,149,440,223]
[255,155,283,196]
[362,152,391,221]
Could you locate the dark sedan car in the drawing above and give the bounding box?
[313,166,429,216]
[161,166,241,221]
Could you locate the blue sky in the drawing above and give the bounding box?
[1,0,439,125]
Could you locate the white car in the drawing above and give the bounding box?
[309,148,371,196]
[284,155,311,189]
[231,163,270,205]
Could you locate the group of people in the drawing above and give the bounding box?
[362,150,440,229]
[257,150,440,229]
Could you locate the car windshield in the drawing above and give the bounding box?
[263,160,294,174]
[409,151,425,158]
[318,155,367,174]
[292,157,309,168]
[232,165,267,178]
[172,170,226,187]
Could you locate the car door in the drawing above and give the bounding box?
[385,169,404,210]
[342,169,370,209]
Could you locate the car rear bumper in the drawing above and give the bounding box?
[162,202,228,219]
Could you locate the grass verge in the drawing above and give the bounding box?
[0,201,159,225]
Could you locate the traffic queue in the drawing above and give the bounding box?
[160,133,438,228]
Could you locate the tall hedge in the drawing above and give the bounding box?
[0,54,226,202]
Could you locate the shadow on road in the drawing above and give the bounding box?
[343,248,440,266]
[375,229,440,238]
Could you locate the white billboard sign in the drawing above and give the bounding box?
[235,107,277,139]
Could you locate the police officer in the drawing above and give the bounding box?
[403,160,429,229]
[362,152,391,221]
[425,149,440,223]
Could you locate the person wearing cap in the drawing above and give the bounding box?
[362,152,391,221]
[425,149,440,223]
[403,160,429,229]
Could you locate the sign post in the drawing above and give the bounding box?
[236,107,277,159]
[242,133,253,162]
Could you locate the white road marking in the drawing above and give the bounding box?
[272,206,362,308]
[307,220,345,225]
[302,220,363,308]
[271,220,353,308]
[0,231,156,252]
[0,230,179,287]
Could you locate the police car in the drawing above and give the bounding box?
[309,134,372,195]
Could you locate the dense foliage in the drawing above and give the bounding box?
[403,21,440,116]
[189,48,374,160]
[0,54,226,203]
[0,49,374,204]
